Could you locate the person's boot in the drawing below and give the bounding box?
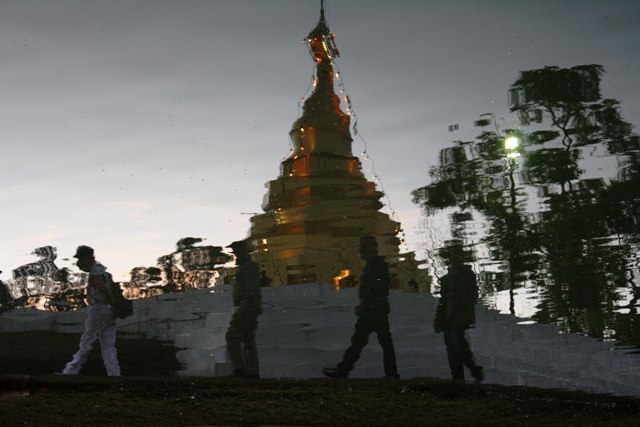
[323,367,349,379]
[470,366,484,384]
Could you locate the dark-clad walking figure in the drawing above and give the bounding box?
[225,240,262,378]
[433,243,483,382]
[323,236,399,379]
[260,270,272,287]
[62,246,121,376]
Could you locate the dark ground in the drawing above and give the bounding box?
[2,374,640,426]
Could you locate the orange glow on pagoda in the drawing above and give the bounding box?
[248,3,424,288]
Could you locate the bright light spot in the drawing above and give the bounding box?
[505,136,519,150]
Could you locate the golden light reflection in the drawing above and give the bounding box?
[247,6,428,290]
[331,269,358,291]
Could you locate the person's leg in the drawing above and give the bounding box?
[459,330,483,382]
[373,315,399,378]
[225,312,245,375]
[62,306,105,375]
[242,316,260,378]
[336,315,373,374]
[443,329,465,380]
[98,306,121,376]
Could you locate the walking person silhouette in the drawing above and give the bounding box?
[323,236,399,379]
[433,243,483,383]
[225,240,262,378]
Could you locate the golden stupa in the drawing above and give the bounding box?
[248,5,425,289]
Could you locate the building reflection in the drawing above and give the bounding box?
[2,246,85,312]
[248,7,426,288]
[0,238,233,312]
[155,237,232,293]
[1,6,429,313]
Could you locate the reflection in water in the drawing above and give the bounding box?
[2,4,639,397]
[0,237,233,313]
[224,240,262,378]
[60,246,121,376]
[156,237,233,294]
[247,6,426,289]
[433,242,483,382]
[1,6,429,313]
[2,246,85,312]
[413,64,640,346]
[323,236,399,379]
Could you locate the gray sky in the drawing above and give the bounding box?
[2,0,639,280]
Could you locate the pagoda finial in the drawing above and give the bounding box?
[305,0,339,63]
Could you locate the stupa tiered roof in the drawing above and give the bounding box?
[248,4,424,288]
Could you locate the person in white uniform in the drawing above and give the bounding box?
[61,245,121,376]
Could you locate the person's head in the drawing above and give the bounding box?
[228,240,250,263]
[73,245,95,272]
[359,236,378,259]
[441,241,465,268]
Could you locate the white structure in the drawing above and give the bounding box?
[2,284,639,397]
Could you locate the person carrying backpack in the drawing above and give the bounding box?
[61,245,121,376]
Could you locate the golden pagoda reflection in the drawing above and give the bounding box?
[249,4,428,289]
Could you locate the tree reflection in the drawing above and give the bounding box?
[414,64,640,346]
[412,125,539,315]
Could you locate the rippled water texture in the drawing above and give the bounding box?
[413,65,640,346]
[1,3,639,393]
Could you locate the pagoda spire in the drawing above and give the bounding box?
[305,0,339,63]
[290,2,350,158]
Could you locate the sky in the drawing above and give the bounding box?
[2,0,639,281]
